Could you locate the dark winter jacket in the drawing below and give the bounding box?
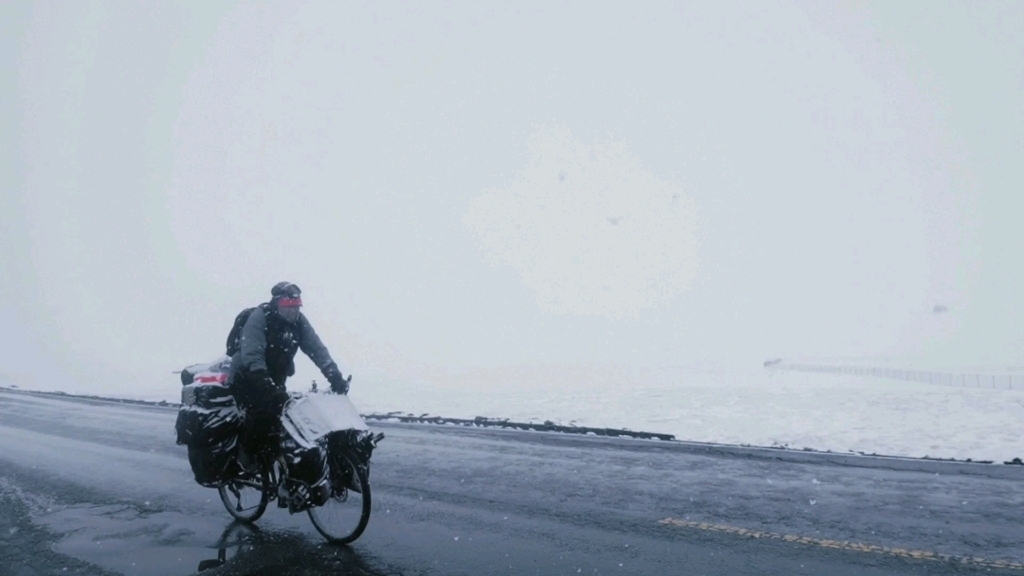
[226,305,336,389]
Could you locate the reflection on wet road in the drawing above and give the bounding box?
[194,522,390,575]
[2,389,1023,575]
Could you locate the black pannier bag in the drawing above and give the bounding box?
[280,435,331,511]
[176,380,242,487]
[328,429,379,488]
[278,429,379,511]
[276,395,381,511]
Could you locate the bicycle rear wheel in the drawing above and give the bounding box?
[218,468,269,522]
[307,451,371,544]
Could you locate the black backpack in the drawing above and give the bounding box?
[225,304,270,356]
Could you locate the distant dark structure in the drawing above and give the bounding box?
[763,358,782,367]
[933,304,949,314]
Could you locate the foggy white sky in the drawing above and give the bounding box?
[1,1,1022,395]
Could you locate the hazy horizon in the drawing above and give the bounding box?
[2,1,1022,396]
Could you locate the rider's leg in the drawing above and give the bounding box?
[243,405,284,462]
[233,376,289,463]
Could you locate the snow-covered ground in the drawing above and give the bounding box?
[351,366,1024,463]
[19,365,1024,463]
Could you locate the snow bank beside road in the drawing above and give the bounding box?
[350,367,1024,463]
[20,366,1024,463]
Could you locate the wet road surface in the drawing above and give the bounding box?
[1,389,1022,575]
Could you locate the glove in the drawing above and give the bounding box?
[327,372,351,395]
[250,369,289,413]
[250,369,276,390]
[324,363,352,395]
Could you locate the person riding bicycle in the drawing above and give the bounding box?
[227,281,352,461]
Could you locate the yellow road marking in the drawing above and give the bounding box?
[658,518,1024,570]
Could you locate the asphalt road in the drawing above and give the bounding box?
[1,389,1022,576]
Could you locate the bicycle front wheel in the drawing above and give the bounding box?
[307,451,371,544]
[218,469,269,522]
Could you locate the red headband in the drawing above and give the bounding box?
[278,297,303,307]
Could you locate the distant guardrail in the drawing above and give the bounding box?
[772,363,1024,390]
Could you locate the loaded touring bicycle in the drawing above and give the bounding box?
[176,358,384,544]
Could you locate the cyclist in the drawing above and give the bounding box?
[227,282,351,460]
